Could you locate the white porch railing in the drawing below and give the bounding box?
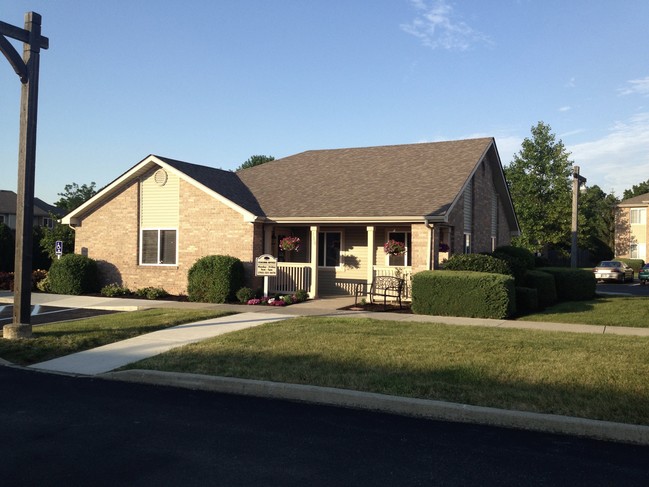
[372,266,413,299]
[270,263,311,294]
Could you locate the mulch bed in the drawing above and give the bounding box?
[339,302,413,313]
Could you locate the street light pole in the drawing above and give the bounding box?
[571,166,587,268]
[0,12,49,339]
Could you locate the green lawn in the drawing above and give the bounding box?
[128,316,649,426]
[0,309,233,365]
[520,295,649,327]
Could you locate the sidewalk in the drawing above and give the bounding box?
[3,291,649,445]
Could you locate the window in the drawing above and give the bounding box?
[630,208,646,225]
[0,215,5,224]
[43,217,53,228]
[318,231,341,267]
[387,231,412,266]
[464,233,472,254]
[141,229,177,265]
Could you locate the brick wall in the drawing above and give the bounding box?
[73,176,259,295]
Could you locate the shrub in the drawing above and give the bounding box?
[101,283,131,297]
[411,270,516,319]
[32,269,48,290]
[494,245,535,269]
[443,254,512,276]
[187,255,244,303]
[36,275,51,292]
[515,286,538,315]
[614,258,645,273]
[134,287,168,300]
[539,267,596,301]
[48,254,99,295]
[522,270,557,308]
[236,287,255,304]
[0,272,13,290]
[295,289,308,302]
[492,246,535,284]
[281,295,294,305]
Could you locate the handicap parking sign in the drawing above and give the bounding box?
[55,240,63,256]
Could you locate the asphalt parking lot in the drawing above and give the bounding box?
[0,304,120,327]
[597,280,649,297]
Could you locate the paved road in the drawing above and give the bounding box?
[597,280,649,297]
[0,304,119,327]
[2,367,648,486]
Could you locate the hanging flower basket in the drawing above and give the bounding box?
[439,243,450,252]
[279,236,301,252]
[384,239,406,256]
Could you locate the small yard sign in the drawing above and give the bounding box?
[255,254,277,298]
[55,240,63,259]
[255,254,277,276]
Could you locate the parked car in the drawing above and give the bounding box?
[639,264,649,285]
[592,261,634,283]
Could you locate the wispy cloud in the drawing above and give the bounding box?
[568,112,649,195]
[618,76,649,96]
[565,77,576,88]
[559,106,572,112]
[401,0,492,51]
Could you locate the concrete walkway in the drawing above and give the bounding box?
[3,291,649,377]
[27,312,293,375]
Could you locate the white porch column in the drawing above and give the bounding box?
[366,225,375,296]
[264,225,274,254]
[309,225,319,298]
[432,224,441,269]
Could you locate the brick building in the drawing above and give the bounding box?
[62,138,520,297]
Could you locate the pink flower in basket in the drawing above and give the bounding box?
[280,236,301,252]
[384,239,406,256]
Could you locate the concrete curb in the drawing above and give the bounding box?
[103,369,649,446]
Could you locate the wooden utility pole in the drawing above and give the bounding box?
[570,166,587,269]
[0,13,49,339]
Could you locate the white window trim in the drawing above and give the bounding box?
[464,233,472,254]
[140,228,178,266]
[385,230,412,267]
[630,208,646,225]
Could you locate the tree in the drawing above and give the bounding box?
[578,185,618,262]
[54,182,97,213]
[0,223,15,272]
[504,122,573,255]
[40,217,76,261]
[622,179,649,200]
[235,155,274,171]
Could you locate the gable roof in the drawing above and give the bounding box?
[0,190,64,217]
[62,138,519,231]
[237,137,516,225]
[618,192,649,206]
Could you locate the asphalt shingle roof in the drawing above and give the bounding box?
[236,138,494,218]
[619,192,649,206]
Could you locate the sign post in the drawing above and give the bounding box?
[255,254,277,298]
[55,240,63,259]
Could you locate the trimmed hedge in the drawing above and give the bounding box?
[492,246,535,284]
[187,255,244,303]
[614,258,645,273]
[523,270,557,308]
[443,254,512,276]
[515,286,538,314]
[411,270,516,319]
[48,254,99,295]
[538,267,596,301]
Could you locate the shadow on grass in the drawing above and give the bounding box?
[130,348,649,426]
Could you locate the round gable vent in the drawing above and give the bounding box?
[154,169,168,186]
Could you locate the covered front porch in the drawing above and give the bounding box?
[261,222,453,299]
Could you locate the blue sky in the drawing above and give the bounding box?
[2,0,648,205]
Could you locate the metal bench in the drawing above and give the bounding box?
[355,275,405,309]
